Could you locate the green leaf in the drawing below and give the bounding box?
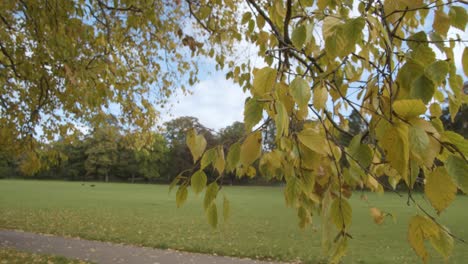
[409,126,429,161]
[297,206,312,229]
[252,67,276,97]
[424,60,449,85]
[407,31,428,50]
[191,170,207,194]
[201,148,216,169]
[223,195,230,222]
[291,25,307,49]
[169,176,181,193]
[425,167,457,215]
[330,237,348,264]
[396,61,424,98]
[240,131,262,166]
[393,99,426,119]
[449,6,468,31]
[290,77,311,109]
[380,122,409,183]
[313,84,328,110]
[348,134,372,168]
[445,155,468,194]
[410,74,435,104]
[226,142,241,172]
[241,12,251,24]
[317,0,330,10]
[199,6,211,20]
[256,15,265,28]
[186,129,207,163]
[322,16,342,38]
[244,97,263,132]
[284,176,301,207]
[324,18,364,58]
[429,227,454,261]
[442,131,468,157]
[297,128,328,155]
[409,159,419,189]
[176,185,188,208]
[204,182,219,210]
[449,72,463,97]
[330,198,352,230]
[463,47,468,77]
[206,203,218,228]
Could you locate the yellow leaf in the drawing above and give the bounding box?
[313,84,328,110]
[190,170,207,195]
[433,10,450,36]
[429,103,442,117]
[393,99,426,119]
[206,203,218,228]
[408,215,430,263]
[226,142,241,172]
[204,182,218,210]
[370,207,384,225]
[186,129,207,163]
[176,185,188,208]
[252,67,276,97]
[379,122,409,184]
[240,131,262,166]
[463,47,468,76]
[290,77,311,108]
[214,145,225,175]
[274,101,289,140]
[425,167,457,215]
[297,127,328,155]
[408,215,446,263]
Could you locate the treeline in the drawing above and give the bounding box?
[1,106,465,185]
[0,116,275,185]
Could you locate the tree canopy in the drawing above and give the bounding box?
[1,0,468,263]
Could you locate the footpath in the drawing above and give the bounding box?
[0,230,283,264]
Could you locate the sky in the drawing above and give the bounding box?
[158,72,248,130]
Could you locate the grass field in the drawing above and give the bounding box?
[0,248,90,264]
[0,180,467,263]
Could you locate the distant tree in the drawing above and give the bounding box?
[219,121,245,145]
[0,149,16,178]
[135,133,169,182]
[85,125,119,182]
[440,105,468,138]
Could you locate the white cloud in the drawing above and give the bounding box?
[159,73,248,131]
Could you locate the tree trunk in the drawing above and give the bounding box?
[131,173,135,184]
[105,170,109,182]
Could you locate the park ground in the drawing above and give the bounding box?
[0,180,467,263]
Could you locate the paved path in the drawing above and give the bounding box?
[0,230,284,264]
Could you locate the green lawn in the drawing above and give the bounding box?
[0,180,466,263]
[0,248,90,264]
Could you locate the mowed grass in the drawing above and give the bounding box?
[0,248,91,264]
[0,180,467,263]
